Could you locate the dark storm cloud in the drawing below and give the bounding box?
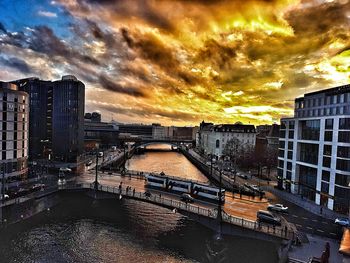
[85,19,118,48]
[285,1,350,36]
[0,56,33,74]
[28,26,100,65]
[97,102,199,122]
[98,75,147,98]
[78,0,175,31]
[120,28,200,85]
[0,25,101,67]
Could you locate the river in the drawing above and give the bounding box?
[0,144,279,263]
[126,144,208,182]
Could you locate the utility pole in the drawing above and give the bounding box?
[94,145,99,191]
[122,144,126,175]
[1,166,5,204]
[217,168,223,237]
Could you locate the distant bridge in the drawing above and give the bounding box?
[135,138,194,148]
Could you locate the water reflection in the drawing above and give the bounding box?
[0,193,278,263]
[126,144,208,182]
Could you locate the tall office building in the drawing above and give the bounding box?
[52,75,85,162]
[14,78,52,160]
[278,84,350,214]
[0,82,29,192]
[14,75,85,163]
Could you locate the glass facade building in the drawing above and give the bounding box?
[278,84,350,214]
[14,76,85,163]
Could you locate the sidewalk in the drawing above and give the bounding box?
[288,234,348,263]
[264,186,345,220]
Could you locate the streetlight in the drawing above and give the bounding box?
[93,143,100,191]
[1,165,5,204]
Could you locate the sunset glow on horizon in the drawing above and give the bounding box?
[0,0,349,126]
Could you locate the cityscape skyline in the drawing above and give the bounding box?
[0,0,349,126]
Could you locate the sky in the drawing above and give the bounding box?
[0,0,349,126]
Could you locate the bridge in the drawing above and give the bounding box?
[77,171,296,243]
[64,182,295,243]
[135,139,194,149]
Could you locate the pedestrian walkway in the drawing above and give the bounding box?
[264,186,345,220]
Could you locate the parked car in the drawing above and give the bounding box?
[59,167,72,173]
[257,210,281,226]
[180,193,194,203]
[31,183,45,192]
[237,172,248,179]
[0,194,9,201]
[14,188,29,197]
[267,204,288,213]
[335,218,349,227]
[144,190,151,197]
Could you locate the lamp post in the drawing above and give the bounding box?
[94,143,99,191]
[1,166,5,204]
[40,139,49,176]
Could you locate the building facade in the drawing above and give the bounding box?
[199,123,256,158]
[278,84,350,214]
[14,75,85,163]
[14,78,52,160]
[52,75,85,162]
[0,82,29,191]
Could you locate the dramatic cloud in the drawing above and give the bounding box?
[0,0,349,125]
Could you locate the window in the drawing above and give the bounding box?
[287,162,292,171]
[216,139,220,148]
[336,159,350,171]
[322,170,330,182]
[325,119,333,129]
[323,157,331,168]
[324,131,333,141]
[278,160,284,169]
[279,140,285,149]
[279,130,286,138]
[280,121,286,130]
[339,118,350,130]
[286,171,292,180]
[288,151,293,160]
[323,145,332,156]
[278,149,284,158]
[288,130,294,139]
[335,173,350,187]
[300,120,320,140]
[298,143,319,165]
[338,131,350,143]
[288,142,293,150]
[277,168,283,178]
[289,121,295,130]
[321,182,329,194]
[337,146,350,159]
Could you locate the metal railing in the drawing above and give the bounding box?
[62,183,294,240]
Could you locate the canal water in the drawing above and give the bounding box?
[0,144,279,263]
[126,144,208,182]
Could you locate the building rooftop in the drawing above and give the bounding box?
[296,84,350,101]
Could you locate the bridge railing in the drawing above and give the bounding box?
[62,183,294,240]
[126,170,210,185]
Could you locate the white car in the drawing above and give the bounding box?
[251,185,260,191]
[0,194,9,201]
[59,167,72,172]
[267,204,289,213]
[335,218,349,227]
